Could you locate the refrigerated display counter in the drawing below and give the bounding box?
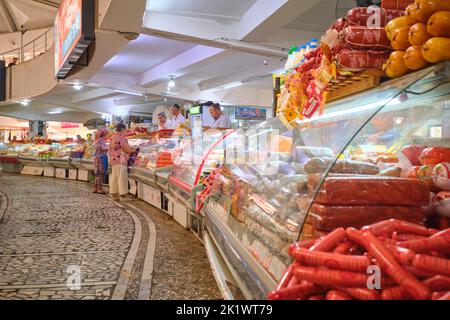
[203,63,450,299]
[168,129,233,208]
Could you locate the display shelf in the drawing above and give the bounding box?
[203,62,450,299]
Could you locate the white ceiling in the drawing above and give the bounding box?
[146,0,257,20]
[101,34,195,75]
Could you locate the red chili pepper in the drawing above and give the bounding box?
[267,282,323,300]
[309,228,346,252]
[423,275,450,291]
[291,247,372,272]
[412,254,450,277]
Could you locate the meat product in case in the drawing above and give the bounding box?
[315,176,430,206]
[336,49,391,71]
[346,7,404,27]
[342,26,392,50]
[304,157,380,175]
[310,204,426,231]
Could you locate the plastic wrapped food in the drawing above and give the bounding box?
[433,163,450,190]
[291,146,334,163]
[304,157,380,175]
[336,49,391,71]
[398,144,427,167]
[342,26,392,50]
[310,204,426,231]
[346,7,404,27]
[419,147,450,165]
[316,176,430,206]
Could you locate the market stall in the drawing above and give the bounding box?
[203,62,450,300]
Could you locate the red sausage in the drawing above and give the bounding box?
[361,220,396,236]
[287,275,300,288]
[399,235,450,254]
[439,292,450,300]
[358,231,431,300]
[293,265,368,287]
[267,282,323,300]
[333,241,354,255]
[336,49,390,71]
[393,220,431,237]
[291,247,372,272]
[384,244,415,266]
[333,285,380,300]
[381,286,413,300]
[326,290,352,300]
[276,264,294,290]
[423,275,450,291]
[308,295,326,300]
[342,26,391,50]
[412,254,450,277]
[432,291,448,300]
[346,7,404,27]
[309,228,346,252]
[392,232,427,242]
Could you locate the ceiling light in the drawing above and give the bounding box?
[73,84,83,90]
[101,114,107,119]
[223,82,243,90]
[114,89,144,96]
[48,111,63,114]
[167,76,176,89]
[20,99,30,106]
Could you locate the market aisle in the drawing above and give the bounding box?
[0,174,221,300]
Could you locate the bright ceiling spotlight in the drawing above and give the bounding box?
[73,84,83,90]
[167,76,176,89]
[20,99,30,106]
[101,114,107,119]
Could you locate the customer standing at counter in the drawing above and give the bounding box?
[108,122,135,201]
[204,102,231,130]
[170,104,186,128]
[93,128,108,194]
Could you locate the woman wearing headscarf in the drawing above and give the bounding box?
[108,122,135,201]
[93,128,109,194]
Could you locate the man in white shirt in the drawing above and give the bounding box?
[204,102,231,130]
[157,112,173,130]
[169,104,186,128]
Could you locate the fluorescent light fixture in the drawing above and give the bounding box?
[73,84,83,90]
[114,89,144,96]
[48,111,63,115]
[223,82,243,90]
[20,99,30,106]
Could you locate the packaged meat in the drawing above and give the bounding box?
[419,147,450,165]
[378,166,402,177]
[417,164,440,191]
[330,18,348,32]
[433,163,450,190]
[398,145,427,167]
[381,0,414,10]
[336,49,391,71]
[304,157,380,175]
[346,7,404,27]
[342,26,392,50]
[315,176,430,206]
[310,204,426,231]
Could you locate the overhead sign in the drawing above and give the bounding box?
[55,0,95,79]
[189,106,202,115]
[61,122,81,129]
[235,107,267,121]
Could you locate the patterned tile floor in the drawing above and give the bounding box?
[0,174,221,300]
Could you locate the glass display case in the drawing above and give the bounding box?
[131,136,181,190]
[203,63,450,299]
[49,143,84,169]
[168,130,231,206]
[81,142,96,171]
[17,143,54,167]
